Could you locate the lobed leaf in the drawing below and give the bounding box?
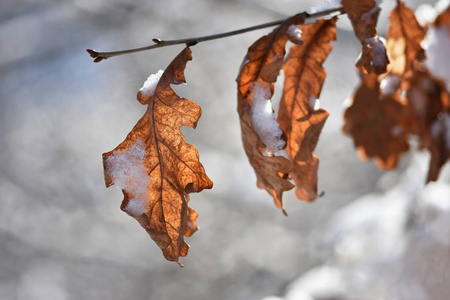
[341,0,389,74]
[237,13,306,211]
[343,73,410,170]
[103,47,213,264]
[278,18,337,202]
[386,0,426,80]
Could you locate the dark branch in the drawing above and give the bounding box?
[87,6,345,63]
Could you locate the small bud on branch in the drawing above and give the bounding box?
[86,6,345,62]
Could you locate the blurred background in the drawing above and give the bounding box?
[1,0,449,299]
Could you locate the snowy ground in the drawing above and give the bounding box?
[0,0,448,299]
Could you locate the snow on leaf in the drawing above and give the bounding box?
[103,47,213,264]
[423,6,450,93]
[249,82,286,154]
[343,73,410,170]
[433,3,450,27]
[342,0,389,74]
[237,13,306,212]
[277,18,337,202]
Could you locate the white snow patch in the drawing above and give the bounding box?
[416,0,450,26]
[309,96,320,111]
[287,25,303,45]
[435,0,450,14]
[342,97,352,109]
[105,139,150,216]
[250,82,285,154]
[415,4,437,26]
[365,36,388,71]
[380,75,401,95]
[139,69,164,98]
[423,26,450,92]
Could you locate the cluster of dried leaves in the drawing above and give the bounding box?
[343,1,450,181]
[101,0,450,264]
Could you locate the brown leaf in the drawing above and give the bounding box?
[237,14,306,211]
[277,18,337,202]
[434,5,450,27]
[238,110,294,212]
[405,70,445,147]
[427,112,450,181]
[343,73,410,170]
[404,70,450,181]
[386,1,426,79]
[342,0,389,74]
[103,47,212,264]
[238,13,306,97]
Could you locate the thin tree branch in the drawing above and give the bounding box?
[87,6,345,63]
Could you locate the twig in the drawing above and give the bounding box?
[87,6,345,62]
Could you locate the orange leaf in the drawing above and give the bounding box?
[386,1,426,79]
[342,0,389,74]
[103,47,212,264]
[277,18,337,202]
[238,13,306,98]
[343,73,410,170]
[237,14,305,212]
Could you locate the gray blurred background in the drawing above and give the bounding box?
[1,0,449,299]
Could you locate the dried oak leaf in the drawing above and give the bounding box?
[238,13,305,97]
[405,69,445,147]
[386,0,426,80]
[103,47,212,264]
[277,18,337,202]
[237,14,306,211]
[405,71,450,181]
[427,112,450,181]
[341,0,389,74]
[343,73,410,170]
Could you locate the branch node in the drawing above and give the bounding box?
[86,49,98,58]
[87,49,106,63]
[186,40,198,47]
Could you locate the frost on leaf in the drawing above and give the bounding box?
[139,69,164,101]
[343,73,410,170]
[105,139,150,216]
[386,0,426,80]
[249,82,286,154]
[277,18,337,202]
[342,0,389,74]
[237,13,306,211]
[103,47,213,264]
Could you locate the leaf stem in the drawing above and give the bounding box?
[87,6,345,62]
